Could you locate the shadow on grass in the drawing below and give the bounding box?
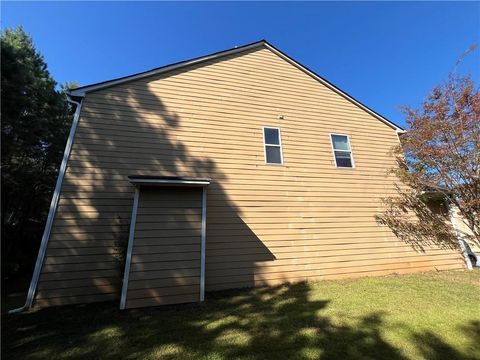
[4,281,479,360]
[409,320,480,360]
[5,281,476,360]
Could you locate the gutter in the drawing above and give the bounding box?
[9,95,84,314]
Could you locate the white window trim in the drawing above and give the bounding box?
[329,133,355,169]
[263,126,284,165]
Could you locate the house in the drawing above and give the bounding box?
[16,40,467,310]
[452,208,479,267]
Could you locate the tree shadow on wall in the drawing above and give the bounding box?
[375,186,461,253]
[34,49,276,308]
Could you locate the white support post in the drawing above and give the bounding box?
[120,187,140,309]
[200,187,207,301]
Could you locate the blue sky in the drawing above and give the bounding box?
[2,1,479,127]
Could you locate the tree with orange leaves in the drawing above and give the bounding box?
[376,48,479,255]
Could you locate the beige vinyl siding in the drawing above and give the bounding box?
[35,47,465,307]
[124,187,201,309]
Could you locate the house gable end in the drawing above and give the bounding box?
[70,41,403,132]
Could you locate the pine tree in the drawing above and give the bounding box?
[1,26,73,276]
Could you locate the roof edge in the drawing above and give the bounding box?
[262,42,404,132]
[69,40,267,96]
[70,40,404,132]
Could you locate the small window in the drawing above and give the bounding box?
[263,127,283,165]
[330,134,354,168]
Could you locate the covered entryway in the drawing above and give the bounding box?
[120,176,210,309]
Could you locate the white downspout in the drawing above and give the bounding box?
[9,96,84,314]
[448,203,473,271]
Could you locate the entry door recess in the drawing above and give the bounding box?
[120,177,209,309]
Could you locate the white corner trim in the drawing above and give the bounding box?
[200,187,207,302]
[9,97,84,314]
[120,187,140,310]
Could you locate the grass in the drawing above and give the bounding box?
[2,270,479,360]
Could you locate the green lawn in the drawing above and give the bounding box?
[3,270,479,360]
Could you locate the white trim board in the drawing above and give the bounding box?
[120,181,210,309]
[120,187,140,310]
[69,40,404,133]
[128,177,211,187]
[200,187,207,302]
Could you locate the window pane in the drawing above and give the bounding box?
[331,135,350,151]
[335,151,353,167]
[266,146,282,164]
[264,128,280,145]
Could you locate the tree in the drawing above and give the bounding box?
[376,52,479,252]
[1,27,73,277]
